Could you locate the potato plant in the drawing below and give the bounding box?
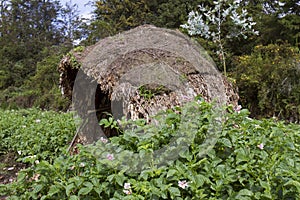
[0,100,299,199]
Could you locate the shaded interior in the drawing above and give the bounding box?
[94,84,119,137]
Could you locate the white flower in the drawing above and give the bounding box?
[17,150,22,155]
[257,143,264,150]
[79,162,85,167]
[106,153,114,161]
[32,173,40,181]
[178,180,189,189]
[123,189,132,195]
[35,160,40,164]
[234,105,242,113]
[35,119,41,123]
[100,137,108,144]
[124,182,131,189]
[28,155,37,159]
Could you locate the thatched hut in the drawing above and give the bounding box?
[58,25,239,145]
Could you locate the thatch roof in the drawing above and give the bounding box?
[58,25,239,145]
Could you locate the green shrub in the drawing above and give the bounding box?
[1,99,299,199]
[231,43,300,122]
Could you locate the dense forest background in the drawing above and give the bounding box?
[0,0,299,122]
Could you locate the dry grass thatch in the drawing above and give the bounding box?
[58,25,239,145]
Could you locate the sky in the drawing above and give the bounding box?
[60,0,94,18]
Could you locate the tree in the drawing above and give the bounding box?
[144,0,206,28]
[181,0,258,76]
[278,0,300,47]
[84,0,206,43]
[58,0,87,47]
[0,0,63,88]
[238,0,300,46]
[0,0,74,109]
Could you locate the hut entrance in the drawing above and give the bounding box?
[95,84,120,137]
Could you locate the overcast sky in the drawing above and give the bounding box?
[60,0,94,18]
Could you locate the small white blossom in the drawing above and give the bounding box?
[28,155,37,159]
[124,182,131,189]
[123,182,132,194]
[257,143,264,150]
[79,162,85,167]
[234,105,242,113]
[106,153,114,161]
[100,137,108,144]
[178,180,189,189]
[123,189,132,195]
[35,119,41,123]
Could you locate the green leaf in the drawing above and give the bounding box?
[93,187,102,196]
[194,174,206,187]
[219,138,232,148]
[32,184,43,194]
[69,195,79,200]
[70,176,84,187]
[168,187,181,197]
[237,189,254,196]
[91,177,100,187]
[66,183,75,196]
[179,149,193,161]
[167,169,178,178]
[115,174,125,186]
[286,158,295,167]
[17,172,27,182]
[107,174,115,182]
[99,118,109,126]
[235,148,249,164]
[48,185,61,196]
[78,186,93,196]
[284,180,300,192]
[139,171,149,180]
[41,195,47,200]
[83,181,93,189]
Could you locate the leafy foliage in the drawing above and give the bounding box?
[0,46,70,110]
[232,43,300,121]
[0,0,82,109]
[85,0,205,44]
[1,100,300,199]
[181,0,259,76]
[0,108,75,161]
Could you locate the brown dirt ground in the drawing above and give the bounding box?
[0,152,27,199]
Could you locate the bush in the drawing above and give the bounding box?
[1,99,300,199]
[231,43,300,122]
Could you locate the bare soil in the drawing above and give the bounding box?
[0,152,27,199]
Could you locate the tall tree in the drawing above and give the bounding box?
[0,0,63,89]
[58,0,86,47]
[85,0,206,43]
